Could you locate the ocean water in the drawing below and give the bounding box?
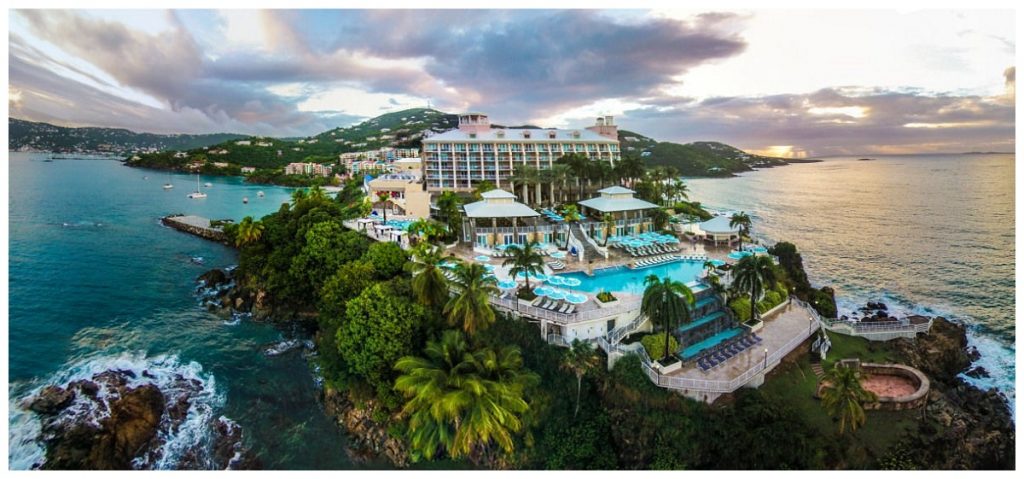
[684,154,1015,408]
[7,153,364,469]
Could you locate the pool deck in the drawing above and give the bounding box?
[665,300,817,384]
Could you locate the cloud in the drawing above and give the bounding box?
[613,84,1015,156]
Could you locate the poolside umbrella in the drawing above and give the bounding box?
[515,271,548,282]
[474,255,491,262]
[550,251,566,259]
[533,286,553,296]
[483,264,496,272]
[561,277,582,288]
[546,276,564,286]
[566,293,588,304]
[546,289,567,300]
[497,279,518,289]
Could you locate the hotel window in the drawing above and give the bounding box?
[522,131,531,139]
[537,144,548,152]
[482,144,493,152]
[562,144,571,151]
[469,133,477,139]
[547,131,557,139]
[470,144,480,152]
[496,130,506,139]
[498,144,508,152]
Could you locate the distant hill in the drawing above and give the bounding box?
[618,129,788,176]
[19,108,793,179]
[8,118,246,155]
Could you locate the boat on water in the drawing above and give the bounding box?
[243,197,249,204]
[187,174,207,199]
[163,171,173,189]
[257,191,265,198]
[204,182,213,187]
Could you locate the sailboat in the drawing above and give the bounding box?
[187,174,207,199]
[163,171,174,190]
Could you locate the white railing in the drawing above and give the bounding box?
[567,230,586,262]
[793,297,934,338]
[608,313,649,345]
[546,334,570,347]
[608,303,821,394]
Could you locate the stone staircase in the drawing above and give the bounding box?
[569,223,603,260]
[811,359,826,380]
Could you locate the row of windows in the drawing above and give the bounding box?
[425,143,619,153]
[424,153,620,162]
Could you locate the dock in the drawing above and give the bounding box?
[161,215,229,244]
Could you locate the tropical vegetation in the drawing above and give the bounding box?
[640,275,695,362]
[820,364,879,435]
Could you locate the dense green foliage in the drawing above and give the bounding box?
[10,118,245,154]
[363,241,409,279]
[340,281,430,405]
[820,365,879,435]
[641,333,679,360]
[769,241,839,318]
[640,275,694,361]
[629,137,789,176]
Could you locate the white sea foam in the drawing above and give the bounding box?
[836,291,1016,416]
[8,351,237,470]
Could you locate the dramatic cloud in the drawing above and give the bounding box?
[7,9,1016,154]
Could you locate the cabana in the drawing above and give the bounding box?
[462,189,541,248]
[578,186,659,241]
[696,215,741,246]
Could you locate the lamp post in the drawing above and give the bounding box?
[809,316,814,334]
[763,348,768,370]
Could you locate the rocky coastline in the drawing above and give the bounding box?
[22,368,256,470]
[886,314,1015,469]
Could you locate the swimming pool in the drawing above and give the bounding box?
[727,251,752,260]
[385,219,413,231]
[558,260,705,295]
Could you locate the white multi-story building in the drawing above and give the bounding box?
[285,162,333,177]
[421,113,620,192]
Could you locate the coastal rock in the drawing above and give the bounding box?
[195,270,228,288]
[33,367,254,470]
[43,381,165,470]
[889,317,1015,469]
[28,386,75,415]
[322,387,409,467]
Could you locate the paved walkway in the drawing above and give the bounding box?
[666,301,818,383]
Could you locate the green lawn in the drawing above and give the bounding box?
[759,334,921,468]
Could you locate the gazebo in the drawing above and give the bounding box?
[462,189,541,248]
[578,186,659,240]
[696,215,741,245]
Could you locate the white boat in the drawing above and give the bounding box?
[242,197,249,204]
[188,174,207,199]
[204,182,213,187]
[256,191,265,198]
[162,171,173,189]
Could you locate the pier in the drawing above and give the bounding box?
[161,215,229,244]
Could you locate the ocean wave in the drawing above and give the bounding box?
[8,351,243,470]
[836,290,1016,415]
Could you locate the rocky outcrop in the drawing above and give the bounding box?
[322,387,409,467]
[196,268,286,323]
[888,318,1014,469]
[27,368,254,470]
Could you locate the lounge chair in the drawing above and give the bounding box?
[558,303,570,313]
[532,297,545,307]
[565,305,576,314]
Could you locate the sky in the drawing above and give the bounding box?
[7,9,1016,157]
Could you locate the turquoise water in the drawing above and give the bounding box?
[681,328,742,360]
[8,154,366,469]
[559,260,705,295]
[685,154,1016,407]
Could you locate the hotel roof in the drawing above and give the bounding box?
[578,186,658,213]
[423,127,618,143]
[698,215,741,234]
[463,189,540,218]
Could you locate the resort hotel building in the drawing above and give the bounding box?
[421,113,622,192]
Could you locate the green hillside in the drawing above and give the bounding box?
[8,118,245,155]
[618,129,788,176]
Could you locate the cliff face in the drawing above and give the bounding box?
[889,318,1014,469]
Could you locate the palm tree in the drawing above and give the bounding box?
[549,164,571,204]
[666,178,689,204]
[394,330,539,460]
[732,255,776,324]
[561,204,582,249]
[730,212,752,252]
[820,364,878,435]
[560,339,599,418]
[407,245,450,309]
[650,208,671,231]
[640,275,695,362]
[702,259,718,278]
[472,180,496,200]
[615,156,645,188]
[307,184,329,203]
[503,241,545,292]
[511,164,539,207]
[435,191,463,241]
[376,191,391,223]
[290,188,308,206]
[557,153,590,201]
[408,218,441,245]
[444,262,499,336]
[234,216,264,247]
[600,213,616,247]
